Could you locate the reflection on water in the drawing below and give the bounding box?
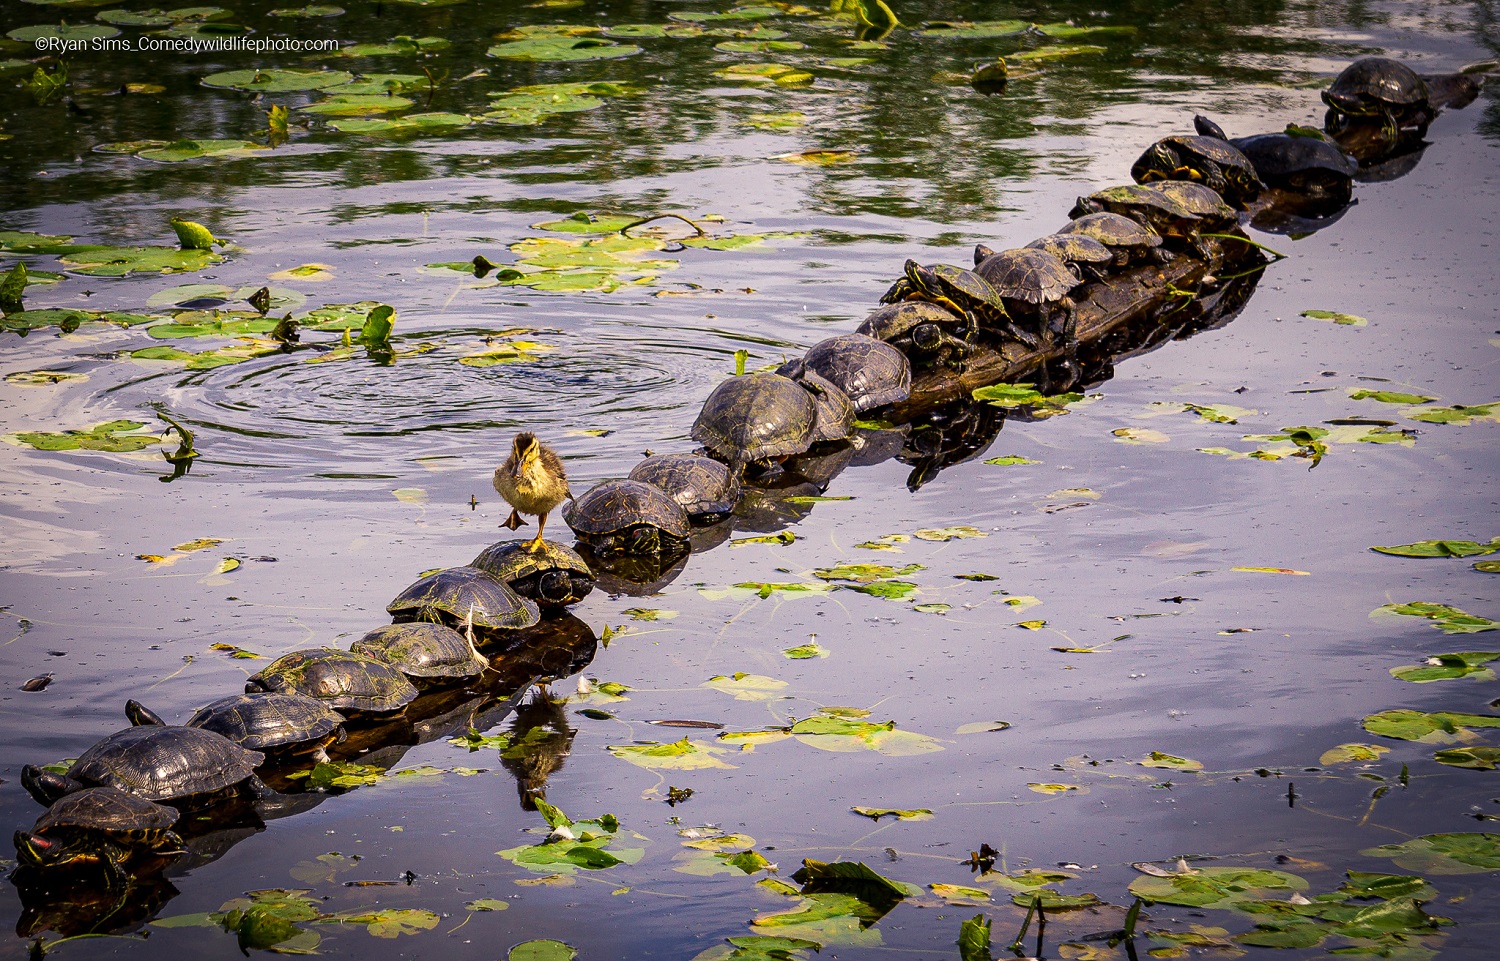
[2,0,1499,958]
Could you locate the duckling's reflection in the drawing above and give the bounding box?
[499,687,577,812]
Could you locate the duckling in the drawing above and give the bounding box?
[494,432,572,552]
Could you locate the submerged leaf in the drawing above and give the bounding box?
[608,737,735,770]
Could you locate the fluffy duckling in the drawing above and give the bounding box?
[494,432,572,552]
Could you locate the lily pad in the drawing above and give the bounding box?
[1319,743,1390,765]
[327,112,473,134]
[916,20,1029,38]
[608,737,735,770]
[782,642,828,659]
[704,673,788,700]
[1350,388,1437,405]
[1362,708,1500,744]
[1127,866,1308,909]
[59,246,221,276]
[1373,538,1499,559]
[852,806,932,821]
[1361,833,1500,874]
[1390,652,1499,683]
[299,94,415,115]
[1401,402,1500,425]
[1139,751,1203,771]
[8,23,119,42]
[8,419,157,453]
[983,454,1040,465]
[488,37,641,61]
[202,67,354,91]
[1433,746,1500,770]
[1301,308,1368,326]
[137,139,269,162]
[1373,601,1499,634]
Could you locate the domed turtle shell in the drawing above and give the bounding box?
[1070,183,1200,223]
[125,694,342,756]
[1020,234,1114,273]
[856,301,967,342]
[972,247,1080,305]
[16,787,181,870]
[1056,212,1162,263]
[564,480,691,546]
[246,648,419,713]
[787,334,911,413]
[1129,134,1264,205]
[1145,181,1238,227]
[691,372,817,465]
[471,539,596,606]
[25,726,265,804]
[794,369,855,444]
[351,623,488,681]
[627,453,740,520]
[386,566,541,632]
[1323,57,1429,116]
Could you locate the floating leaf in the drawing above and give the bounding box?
[9,419,156,453]
[622,607,676,620]
[729,581,832,599]
[1434,747,1500,770]
[1009,891,1103,908]
[1011,44,1107,61]
[1140,752,1202,771]
[1361,833,1500,874]
[509,940,578,961]
[288,760,384,789]
[323,908,440,938]
[1301,308,1368,326]
[1319,743,1389,765]
[1233,566,1310,576]
[913,526,985,542]
[59,245,222,276]
[1362,709,1500,744]
[853,807,932,822]
[983,454,1040,465]
[1112,427,1170,444]
[744,111,805,130]
[916,20,1029,38]
[792,713,942,756]
[955,720,1011,735]
[5,369,89,387]
[328,112,473,135]
[202,67,354,91]
[488,37,641,61]
[1350,388,1437,405]
[1027,783,1085,796]
[704,673,788,700]
[732,532,795,547]
[1373,601,1499,634]
[782,642,828,659]
[1401,402,1500,425]
[1127,866,1307,908]
[776,151,858,166]
[608,737,735,770]
[813,562,923,583]
[1373,538,1499,559]
[842,580,918,601]
[466,899,509,912]
[1390,652,1499,683]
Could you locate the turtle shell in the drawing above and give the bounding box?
[187,693,343,752]
[1057,211,1162,256]
[1072,183,1200,222]
[1324,57,1429,113]
[386,566,541,631]
[795,369,856,444]
[17,787,181,869]
[352,623,488,681]
[973,248,1079,305]
[855,301,966,341]
[1023,234,1114,269]
[796,334,911,413]
[914,262,1007,313]
[246,648,420,713]
[1145,181,1237,226]
[564,476,690,554]
[627,453,740,519]
[1130,134,1263,204]
[471,539,596,606]
[60,726,265,803]
[1230,130,1358,188]
[691,372,817,464]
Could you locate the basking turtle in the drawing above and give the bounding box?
[1056,212,1164,267]
[1069,183,1234,259]
[880,259,1037,347]
[471,538,596,607]
[1130,134,1264,208]
[14,787,182,876]
[627,453,740,522]
[855,301,972,370]
[352,622,489,686]
[1194,115,1358,201]
[563,479,691,557]
[386,566,541,632]
[126,695,343,763]
[1323,57,1432,136]
[1020,234,1115,281]
[21,725,266,807]
[780,334,911,413]
[690,372,817,471]
[246,648,419,714]
[972,247,1082,354]
[790,368,855,445]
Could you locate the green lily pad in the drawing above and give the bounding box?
[1301,308,1368,326]
[984,454,1040,465]
[299,94,415,115]
[1372,538,1499,558]
[1011,44,1107,61]
[147,311,281,339]
[672,6,784,23]
[1433,746,1500,770]
[1401,402,1500,425]
[782,642,828,659]
[531,211,642,234]
[8,419,156,453]
[972,382,1084,414]
[3,308,158,332]
[608,737,735,770]
[1319,743,1389,764]
[57,245,221,276]
[744,111,805,130]
[202,67,354,91]
[509,941,578,961]
[813,562,923,583]
[791,713,943,756]
[8,23,119,42]
[1373,601,1499,634]
[5,369,89,387]
[1140,751,1203,771]
[327,112,473,134]
[335,35,448,56]
[1127,866,1308,908]
[841,580,917,601]
[704,672,788,701]
[1033,22,1136,39]
[1361,709,1500,744]
[269,5,345,17]
[719,62,814,85]
[852,806,932,821]
[321,908,440,938]
[130,341,282,369]
[714,39,805,52]
[0,231,76,253]
[913,526,986,541]
[916,20,1029,38]
[1350,388,1437,405]
[137,139,269,162]
[1390,652,1499,683]
[487,37,641,61]
[1009,891,1103,909]
[1361,833,1500,874]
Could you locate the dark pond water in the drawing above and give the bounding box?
[1,0,1498,958]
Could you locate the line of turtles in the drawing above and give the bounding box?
[10,57,1485,898]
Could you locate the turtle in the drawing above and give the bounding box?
[471,538,596,607]
[1056,211,1164,267]
[1322,57,1432,136]
[21,725,266,807]
[790,368,856,444]
[563,479,692,557]
[1021,234,1115,281]
[880,259,1038,347]
[972,246,1083,356]
[778,334,911,413]
[1193,115,1359,201]
[125,695,344,763]
[855,301,973,370]
[245,648,420,714]
[1129,134,1265,208]
[1069,183,1234,259]
[690,372,817,472]
[386,566,541,632]
[351,622,490,686]
[14,787,183,877]
[627,453,740,522]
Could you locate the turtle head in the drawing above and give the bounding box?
[1193,115,1228,140]
[14,830,65,868]
[21,765,71,806]
[625,525,661,557]
[1144,141,1179,174]
[1069,196,1103,219]
[973,243,997,268]
[125,699,166,727]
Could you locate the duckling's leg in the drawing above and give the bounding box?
[502,509,526,531]
[527,512,549,552]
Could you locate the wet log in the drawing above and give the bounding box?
[887,234,1261,421]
